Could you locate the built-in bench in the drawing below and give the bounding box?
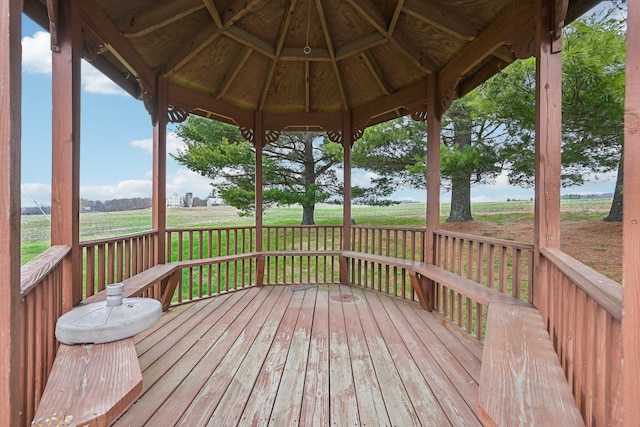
[31,339,142,427]
[478,302,584,426]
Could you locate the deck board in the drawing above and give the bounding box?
[113,284,484,426]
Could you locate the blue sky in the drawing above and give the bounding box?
[20,12,618,208]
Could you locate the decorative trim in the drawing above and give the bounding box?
[240,127,254,143]
[410,109,428,122]
[264,130,281,145]
[167,105,190,123]
[140,81,157,125]
[239,127,281,145]
[326,129,363,144]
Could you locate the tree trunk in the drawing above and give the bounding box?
[604,152,623,222]
[301,204,315,225]
[447,176,473,222]
[446,103,473,222]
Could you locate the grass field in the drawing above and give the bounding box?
[21,199,618,279]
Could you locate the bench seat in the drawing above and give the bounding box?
[31,339,142,427]
[478,302,583,426]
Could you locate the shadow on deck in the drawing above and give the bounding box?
[114,284,483,426]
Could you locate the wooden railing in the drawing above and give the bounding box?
[432,230,533,339]
[20,245,70,425]
[80,230,159,300]
[541,248,623,427]
[347,226,426,300]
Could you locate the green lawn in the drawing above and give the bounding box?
[21,199,613,264]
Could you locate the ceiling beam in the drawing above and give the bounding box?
[438,0,534,101]
[346,0,433,73]
[360,51,391,95]
[79,0,155,89]
[258,0,298,110]
[402,0,477,40]
[201,0,222,28]
[226,25,275,58]
[280,47,331,61]
[122,0,204,38]
[315,0,348,109]
[352,80,426,130]
[217,46,253,99]
[335,32,386,61]
[163,0,262,75]
[388,0,404,35]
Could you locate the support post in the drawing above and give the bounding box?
[341,113,353,285]
[51,0,82,311]
[254,113,265,285]
[152,77,168,264]
[533,0,562,320]
[426,74,441,266]
[623,1,640,424]
[0,0,24,423]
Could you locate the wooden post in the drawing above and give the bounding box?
[51,0,82,311]
[254,113,265,285]
[426,74,441,266]
[623,1,640,424]
[152,77,168,264]
[341,113,353,284]
[533,0,562,319]
[0,0,24,423]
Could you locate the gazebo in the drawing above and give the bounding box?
[2,0,638,425]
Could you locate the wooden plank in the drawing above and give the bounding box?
[339,286,391,426]
[623,3,640,425]
[385,293,482,426]
[269,287,316,425]
[357,288,446,426]
[300,285,331,425]
[342,288,419,426]
[176,286,288,425]
[478,302,583,427]
[207,286,294,425]
[237,287,304,424]
[327,285,359,424]
[32,339,142,427]
[115,286,264,425]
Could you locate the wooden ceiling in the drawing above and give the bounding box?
[24,0,601,132]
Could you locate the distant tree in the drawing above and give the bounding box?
[173,116,343,224]
[477,12,625,221]
[352,96,503,222]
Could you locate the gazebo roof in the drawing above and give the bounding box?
[25,0,600,133]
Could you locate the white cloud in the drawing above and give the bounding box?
[80,180,152,201]
[22,31,124,95]
[21,183,52,207]
[166,169,212,197]
[131,132,184,156]
[22,31,51,74]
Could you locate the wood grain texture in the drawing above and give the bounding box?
[623,2,640,426]
[112,284,484,425]
[32,339,142,427]
[478,302,583,427]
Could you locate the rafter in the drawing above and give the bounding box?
[314,0,348,110]
[163,0,262,75]
[280,47,331,61]
[402,0,477,41]
[388,0,404,35]
[79,0,155,88]
[335,32,386,61]
[201,0,222,28]
[360,51,391,95]
[346,0,433,73]
[438,1,534,100]
[217,46,253,99]
[258,0,298,110]
[122,0,204,38]
[305,61,310,112]
[226,26,275,58]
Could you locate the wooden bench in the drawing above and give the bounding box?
[81,262,182,310]
[478,302,583,426]
[31,339,142,427]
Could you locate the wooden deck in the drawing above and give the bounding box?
[114,284,483,426]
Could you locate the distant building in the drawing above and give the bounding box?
[184,192,193,208]
[166,193,184,208]
[207,197,225,206]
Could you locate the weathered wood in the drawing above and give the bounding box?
[32,339,142,427]
[80,263,180,307]
[478,302,583,427]
[20,246,71,296]
[51,0,81,311]
[0,1,22,417]
[623,2,640,425]
[152,76,168,264]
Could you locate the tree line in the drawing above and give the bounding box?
[173,9,625,225]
